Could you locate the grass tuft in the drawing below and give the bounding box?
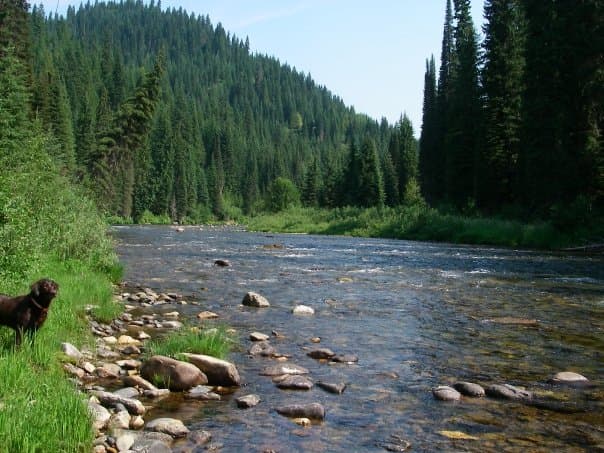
[145,325,235,360]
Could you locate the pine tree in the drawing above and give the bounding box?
[419,56,437,202]
[357,137,384,207]
[481,0,526,209]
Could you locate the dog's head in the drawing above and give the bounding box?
[30,279,59,307]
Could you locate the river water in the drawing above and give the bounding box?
[113,225,604,452]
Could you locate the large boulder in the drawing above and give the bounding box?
[140,355,207,391]
[242,292,270,307]
[181,353,240,386]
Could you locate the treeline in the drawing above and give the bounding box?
[419,0,603,222]
[25,0,419,223]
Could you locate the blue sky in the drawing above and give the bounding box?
[39,1,485,134]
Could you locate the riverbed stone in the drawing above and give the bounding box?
[274,375,314,390]
[115,431,136,451]
[140,355,207,391]
[249,341,276,357]
[454,381,486,397]
[122,375,158,391]
[186,385,221,400]
[331,354,359,363]
[292,305,315,315]
[550,371,589,385]
[275,403,325,420]
[181,353,241,386]
[236,394,261,408]
[214,259,230,267]
[117,335,141,345]
[250,331,270,341]
[108,410,131,431]
[486,384,532,401]
[143,388,171,399]
[145,418,189,438]
[113,387,140,399]
[317,381,347,394]
[197,310,219,320]
[307,348,335,360]
[92,391,146,415]
[260,363,309,376]
[61,342,83,360]
[242,291,270,307]
[128,431,174,452]
[432,385,461,401]
[161,320,183,329]
[88,401,111,431]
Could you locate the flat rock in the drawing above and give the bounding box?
[112,387,140,399]
[197,311,219,320]
[88,401,111,432]
[274,375,314,390]
[292,305,315,315]
[129,431,174,452]
[118,335,142,345]
[186,385,221,400]
[141,355,207,391]
[143,388,171,399]
[550,371,589,385]
[181,353,240,387]
[307,348,335,360]
[250,332,270,341]
[115,431,136,451]
[92,390,146,415]
[453,381,485,397]
[61,342,83,360]
[236,394,261,409]
[123,375,158,391]
[486,383,532,401]
[161,320,183,329]
[275,403,325,420]
[242,291,270,308]
[317,381,347,394]
[145,418,189,438]
[432,385,461,401]
[260,364,309,376]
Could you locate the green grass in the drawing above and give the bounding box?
[145,326,235,361]
[245,204,602,250]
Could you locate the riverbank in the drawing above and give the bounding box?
[244,205,604,251]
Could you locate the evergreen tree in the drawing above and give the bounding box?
[419,56,437,202]
[301,158,321,207]
[481,0,526,209]
[357,137,384,207]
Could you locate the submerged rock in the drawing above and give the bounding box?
[550,371,589,385]
[307,348,335,360]
[249,341,276,357]
[274,375,314,390]
[249,331,270,341]
[260,363,309,376]
[486,384,532,401]
[145,418,189,438]
[236,394,261,408]
[331,354,359,363]
[292,305,315,315]
[317,381,347,394]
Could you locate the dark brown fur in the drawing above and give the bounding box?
[0,279,59,345]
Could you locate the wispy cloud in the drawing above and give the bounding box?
[231,2,312,29]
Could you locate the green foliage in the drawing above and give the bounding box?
[146,326,234,360]
[137,209,172,225]
[266,177,300,212]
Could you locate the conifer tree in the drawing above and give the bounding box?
[419,56,437,202]
[357,137,384,207]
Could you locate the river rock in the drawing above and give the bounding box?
[484,317,538,326]
[108,410,131,431]
[181,353,241,386]
[88,401,111,431]
[128,431,174,452]
[250,331,270,341]
[307,348,335,360]
[274,375,314,390]
[64,363,85,379]
[186,385,221,400]
[432,385,461,401]
[145,418,189,438]
[140,355,208,391]
[260,363,309,376]
[116,359,142,370]
[118,335,141,345]
[115,431,136,451]
[242,291,270,307]
[61,342,83,360]
[331,354,359,363]
[161,320,183,329]
[249,341,276,357]
[550,371,589,385]
[130,415,145,430]
[143,388,171,399]
[123,375,158,391]
[92,391,146,415]
[292,418,312,427]
[486,383,532,401]
[317,381,347,394]
[275,403,325,420]
[96,363,121,379]
[292,305,315,315]
[197,311,219,320]
[214,259,230,267]
[454,381,485,397]
[236,394,261,408]
[113,387,140,399]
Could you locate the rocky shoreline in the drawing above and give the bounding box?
[63,285,599,452]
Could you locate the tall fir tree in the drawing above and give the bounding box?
[419,56,438,202]
[357,137,384,207]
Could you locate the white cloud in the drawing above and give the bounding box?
[231,3,311,29]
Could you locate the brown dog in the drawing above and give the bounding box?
[0,279,59,345]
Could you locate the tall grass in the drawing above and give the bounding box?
[245,204,597,250]
[145,326,235,360]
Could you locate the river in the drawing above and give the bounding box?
[113,225,604,452]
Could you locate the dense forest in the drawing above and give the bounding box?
[2,0,602,229]
[420,0,602,222]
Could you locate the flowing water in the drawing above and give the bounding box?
[113,225,604,452]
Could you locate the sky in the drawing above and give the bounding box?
[38,1,485,134]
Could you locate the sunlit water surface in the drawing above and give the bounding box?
[112,225,604,452]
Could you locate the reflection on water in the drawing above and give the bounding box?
[113,225,604,452]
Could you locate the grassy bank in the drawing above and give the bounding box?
[244,205,603,250]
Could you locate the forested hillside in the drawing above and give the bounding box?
[28,0,417,222]
[419,0,602,222]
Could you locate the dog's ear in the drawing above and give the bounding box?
[30,280,41,297]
